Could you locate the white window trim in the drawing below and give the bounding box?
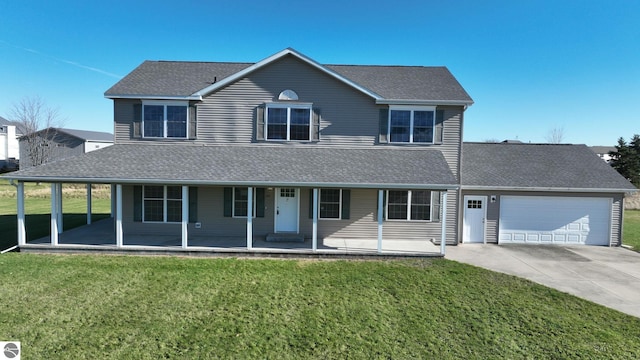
[232,187,257,218]
[385,190,434,222]
[265,102,313,142]
[142,185,182,224]
[318,188,342,220]
[388,106,436,144]
[142,100,189,139]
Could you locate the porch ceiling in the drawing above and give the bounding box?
[4,144,458,189]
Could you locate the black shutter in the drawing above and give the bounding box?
[312,108,321,141]
[256,106,265,141]
[431,191,441,222]
[341,189,350,220]
[379,108,389,143]
[189,187,198,223]
[133,185,142,222]
[189,105,197,140]
[133,103,142,138]
[256,188,265,218]
[435,109,445,144]
[309,189,314,219]
[223,187,233,217]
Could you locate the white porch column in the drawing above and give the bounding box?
[440,191,448,255]
[56,183,63,234]
[86,183,92,225]
[246,187,253,250]
[312,188,318,251]
[50,183,59,246]
[110,184,115,218]
[181,186,188,249]
[377,189,384,254]
[115,184,123,247]
[17,182,26,246]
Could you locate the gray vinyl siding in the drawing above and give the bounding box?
[196,55,379,146]
[122,185,274,237]
[114,99,139,144]
[113,55,464,158]
[121,185,457,243]
[439,107,463,180]
[459,190,625,246]
[301,188,456,243]
[612,194,623,246]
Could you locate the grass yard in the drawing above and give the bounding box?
[623,210,640,251]
[0,179,111,250]
[1,255,639,359]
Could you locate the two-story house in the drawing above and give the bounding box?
[6,48,636,254]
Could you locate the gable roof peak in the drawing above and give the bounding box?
[192,47,383,100]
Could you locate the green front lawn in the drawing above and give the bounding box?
[0,254,639,359]
[624,210,640,250]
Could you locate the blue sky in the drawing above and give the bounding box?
[1,0,638,146]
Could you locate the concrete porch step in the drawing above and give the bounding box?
[266,233,305,243]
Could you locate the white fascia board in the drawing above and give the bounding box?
[104,94,202,101]
[4,175,459,190]
[377,99,474,107]
[460,185,636,194]
[192,48,383,100]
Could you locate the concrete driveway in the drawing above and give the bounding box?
[445,244,640,318]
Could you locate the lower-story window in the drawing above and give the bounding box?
[387,190,432,221]
[143,185,182,222]
[233,187,256,217]
[319,189,341,219]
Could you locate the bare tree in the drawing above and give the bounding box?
[9,96,65,168]
[545,126,565,144]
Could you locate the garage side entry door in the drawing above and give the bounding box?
[499,196,611,245]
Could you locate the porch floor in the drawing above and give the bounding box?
[21,218,443,258]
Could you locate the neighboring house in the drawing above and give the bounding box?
[5,48,637,254]
[19,127,114,169]
[590,146,616,163]
[0,116,21,170]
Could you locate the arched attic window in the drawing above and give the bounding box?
[278,89,299,101]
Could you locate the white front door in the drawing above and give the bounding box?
[463,196,486,243]
[275,188,299,233]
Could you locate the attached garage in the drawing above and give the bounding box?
[461,142,636,246]
[499,196,611,246]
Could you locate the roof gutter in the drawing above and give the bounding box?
[461,185,637,194]
[4,175,460,190]
[104,94,203,101]
[376,99,474,107]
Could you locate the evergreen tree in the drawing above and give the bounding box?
[609,135,640,186]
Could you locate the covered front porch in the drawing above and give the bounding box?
[8,144,459,257]
[21,217,443,257]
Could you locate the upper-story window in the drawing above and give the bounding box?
[143,101,188,138]
[388,106,435,143]
[266,103,312,141]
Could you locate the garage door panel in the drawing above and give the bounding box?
[499,196,610,246]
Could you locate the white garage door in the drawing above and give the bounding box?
[499,196,611,245]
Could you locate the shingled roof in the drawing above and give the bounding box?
[6,144,458,188]
[461,142,636,191]
[105,48,473,104]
